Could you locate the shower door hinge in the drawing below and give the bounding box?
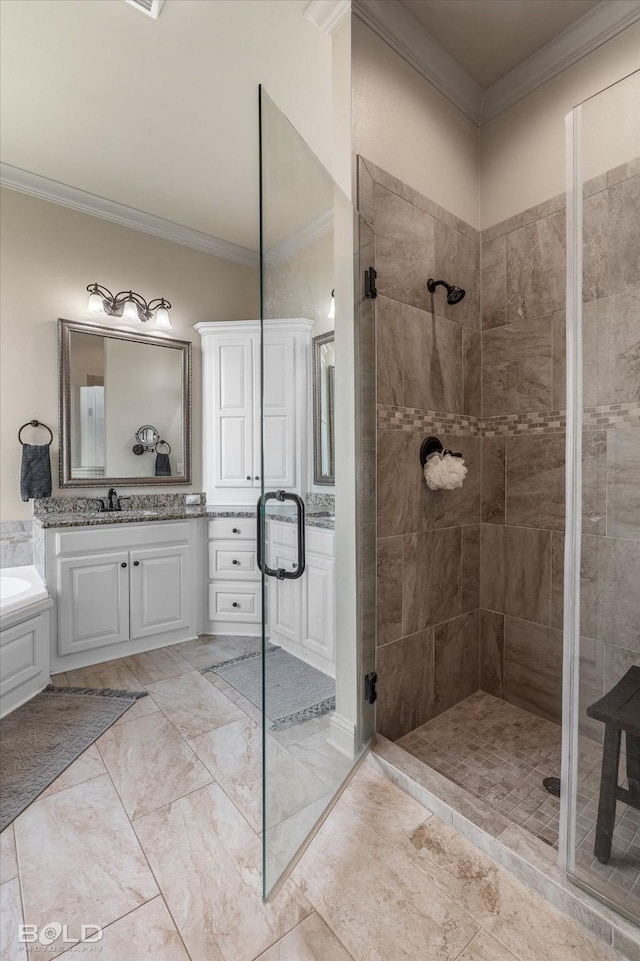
[364,671,377,704]
[364,266,377,299]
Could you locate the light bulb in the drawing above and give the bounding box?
[328,289,335,320]
[154,305,172,329]
[88,291,103,313]
[122,299,139,322]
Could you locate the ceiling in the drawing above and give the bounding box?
[0,0,333,256]
[399,0,601,87]
[1,0,636,257]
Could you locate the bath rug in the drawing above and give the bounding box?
[202,647,335,730]
[0,685,146,831]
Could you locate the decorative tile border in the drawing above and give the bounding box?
[583,404,640,431]
[482,410,566,437]
[377,405,481,436]
[377,403,640,436]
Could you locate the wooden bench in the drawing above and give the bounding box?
[586,665,640,864]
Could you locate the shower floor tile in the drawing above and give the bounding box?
[397,691,640,918]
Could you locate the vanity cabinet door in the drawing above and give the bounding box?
[129,544,191,640]
[58,552,130,655]
[268,545,302,643]
[257,335,296,489]
[215,339,254,488]
[303,551,335,669]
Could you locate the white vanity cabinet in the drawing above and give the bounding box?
[196,320,313,505]
[267,519,335,677]
[47,521,200,673]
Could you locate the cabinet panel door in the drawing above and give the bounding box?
[303,552,335,664]
[58,552,129,655]
[257,336,296,488]
[268,546,302,643]
[216,340,253,487]
[129,545,191,640]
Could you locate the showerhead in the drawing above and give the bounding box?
[427,278,466,305]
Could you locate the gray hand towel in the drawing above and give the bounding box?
[155,452,171,477]
[20,444,52,501]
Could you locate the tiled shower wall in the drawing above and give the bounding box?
[361,153,639,744]
[479,194,568,724]
[479,158,640,733]
[359,157,482,741]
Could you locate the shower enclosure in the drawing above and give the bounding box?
[357,63,638,946]
[562,69,640,925]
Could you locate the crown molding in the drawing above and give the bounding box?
[303,0,351,35]
[481,0,640,122]
[0,163,259,268]
[264,209,333,267]
[352,0,481,122]
[353,0,640,125]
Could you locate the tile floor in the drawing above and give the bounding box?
[398,691,640,920]
[0,639,627,960]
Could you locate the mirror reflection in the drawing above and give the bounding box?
[312,331,335,485]
[60,321,191,485]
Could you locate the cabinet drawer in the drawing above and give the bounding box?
[268,520,334,557]
[306,526,335,558]
[208,582,261,624]
[208,541,259,581]
[208,518,255,541]
[268,519,297,548]
[55,521,190,556]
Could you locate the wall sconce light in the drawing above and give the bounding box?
[328,289,335,321]
[86,283,172,330]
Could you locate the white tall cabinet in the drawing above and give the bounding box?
[198,319,313,637]
[196,320,313,505]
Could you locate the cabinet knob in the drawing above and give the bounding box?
[133,560,140,567]
[246,476,251,481]
[232,602,240,608]
[232,528,240,534]
[232,559,239,565]
[254,475,259,480]
[121,562,127,568]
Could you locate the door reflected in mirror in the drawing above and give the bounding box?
[59,319,191,486]
[312,331,335,486]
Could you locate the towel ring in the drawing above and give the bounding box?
[157,439,171,454]
[18,419,53,447]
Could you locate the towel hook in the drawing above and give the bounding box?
[156,439,172,455]
[18,419,53,447]
[419,435,463,467]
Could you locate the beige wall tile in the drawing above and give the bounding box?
[503,617,563,722]
[373,630,434,742]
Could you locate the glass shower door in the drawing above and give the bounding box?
[258,88,376,898]
[562,69,640,925]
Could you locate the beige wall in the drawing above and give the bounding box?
[352,18,480,229]
[0,188,259,520]
[353,17,640,233]
[479,25,640,229]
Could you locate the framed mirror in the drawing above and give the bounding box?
[312,330,335,486]
[58,318,192,487]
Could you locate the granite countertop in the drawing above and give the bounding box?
[34,505,209,529]
[34,504,335,530]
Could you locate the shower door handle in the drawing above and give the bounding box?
[257,491,306,580]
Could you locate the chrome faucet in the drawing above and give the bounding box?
[99,488,122,512]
